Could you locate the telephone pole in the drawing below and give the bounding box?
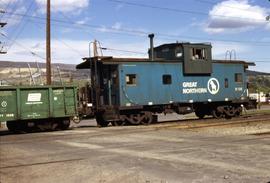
[0,22,6,27]
[0,10,7,54]
[46,0,52,85]
[93,40,98,57]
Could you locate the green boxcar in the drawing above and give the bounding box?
[0,85,78,132]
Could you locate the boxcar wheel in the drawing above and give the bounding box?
[59,119,70,130]
[6,121,20,133]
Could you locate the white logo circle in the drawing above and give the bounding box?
[1,101,7,108]
[207,78,219,95]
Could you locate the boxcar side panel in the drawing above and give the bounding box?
[20,88,50,119]
[0,89,17,122]
[0,86,77,122]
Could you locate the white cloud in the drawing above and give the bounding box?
[1,39,89,64]
[1,38,268,72]
[35,0,89,13]
[266,23,270,30]
[97,22,123,33]
[0,38,148,65]
[76,17,92,25]
[205,0,270,33]
[211,42,250,59]
[100,40,148,58]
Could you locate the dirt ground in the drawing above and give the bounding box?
[1,111,270,183]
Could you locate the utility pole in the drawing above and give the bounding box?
[0,22,7,27]
[0,42,7,54]
[93,40,98,57]
[267,1,270,21]
[46,0,52,85]
[0,10,7,54]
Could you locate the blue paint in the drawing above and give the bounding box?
[118,62,247,106]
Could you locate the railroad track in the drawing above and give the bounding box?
[151,113,270,130]
[1,113,270,144]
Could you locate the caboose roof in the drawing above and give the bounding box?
[153,42,212,50]
[76,56,255,69]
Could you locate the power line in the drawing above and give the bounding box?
[4,11,270,46]
[0,32,71,62]
[100,47,147,55]
[248,60,270,63]
[2,26,268,64]
[29,18,85,58]
[0,32,45,60]
[6,0,36,51]
[3,0,21,26]
[0,0,12,21]
[106,0,266,22]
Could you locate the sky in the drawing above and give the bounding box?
[0,0,269,72]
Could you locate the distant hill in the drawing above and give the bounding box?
[0,61,76,71]
[0,60,269,76]
[0,61,89,85]
[246,70,270,76]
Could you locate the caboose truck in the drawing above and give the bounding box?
[77,34,257,127]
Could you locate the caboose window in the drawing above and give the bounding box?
[235,73,243,83]
[225,78,229,88]
[175,47,182,58]
[190,48,206,60]
[126,74,137,86]
[162,75,172,85]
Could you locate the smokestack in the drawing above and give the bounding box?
[148,33,154,61]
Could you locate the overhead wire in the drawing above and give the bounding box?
[6,0,36,51]
[4,11,270,46]
[29,18,86,58]
[1,1,269,64]
[0,32,45,60]
[33,3,86,58]
[0,32,68,62]
[2,0,20,26]
[0,0,11,21]
[106,0,266,22]
[100,47,147,55]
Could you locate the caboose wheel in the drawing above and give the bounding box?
[111,120,126,126]
[96,113,109,127]
[224,106,235,119]
[141,112,153,125]
[212,109,223,119]
[195,110,205,119]
[234,106,242,117]
[128,114,142,125]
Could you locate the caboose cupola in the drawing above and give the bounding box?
[152,42,213,75]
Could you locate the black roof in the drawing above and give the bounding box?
[153,42,212,49]
[76,56,254,69]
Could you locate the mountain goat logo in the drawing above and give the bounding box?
[207,78,219,95]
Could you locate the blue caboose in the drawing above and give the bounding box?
[77,35,256,127]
